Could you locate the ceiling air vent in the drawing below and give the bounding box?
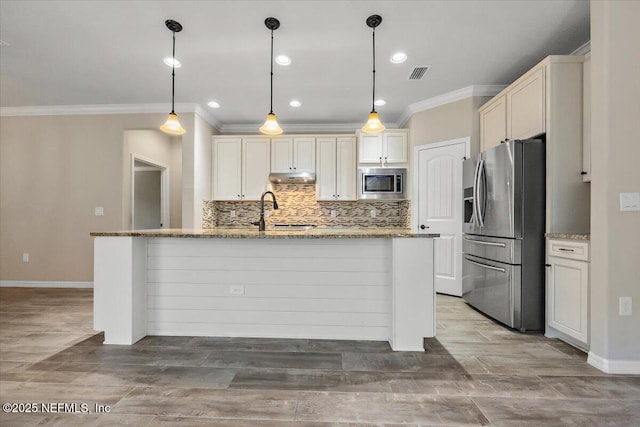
[408,65,430,80]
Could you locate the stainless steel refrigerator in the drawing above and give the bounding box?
[462,139,545,331]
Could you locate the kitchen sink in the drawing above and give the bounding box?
[269,224,317,231]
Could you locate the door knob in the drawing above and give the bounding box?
[420,224,429,230]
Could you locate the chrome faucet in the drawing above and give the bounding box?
[252,191,278,231]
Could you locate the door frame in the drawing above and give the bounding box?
[412,137,470,232]
[131,153,170,229]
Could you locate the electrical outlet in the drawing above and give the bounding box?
[330,209,337,218]
[370,209,376,218]
[229,285,245,296]
[22,253,29,263]
[94,206,104,216]
[230,210,236,218]
[264,210,270,218]
[619,297,633,316]
[620,193,640,211]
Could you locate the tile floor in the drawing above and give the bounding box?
[0,287,638,426]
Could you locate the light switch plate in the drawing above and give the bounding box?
[620,192,640,211]
[370,209,376,218]
[330,209,337,218]
[619,297,632,316]
[22,253,29,263]
[230,210,236,218]
[94,207,104,216]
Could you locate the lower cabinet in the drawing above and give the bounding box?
[546,239,590,348]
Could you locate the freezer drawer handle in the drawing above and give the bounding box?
[465,258,507,273]
[558,248,575,252]
[464,237,506,248]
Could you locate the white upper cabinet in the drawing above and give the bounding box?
[480,65,545,151]
[212,137,242,200]
[358,130,408,166]
[507,67,545,141]
[242,137,271,200]
[480,94,507,152]
[271,137,315,173]
[212,137,270,201]
[316,136,356,201]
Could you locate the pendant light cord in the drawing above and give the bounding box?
[269,29,274,115]
[371,26,376,114]
[171,31,176,114]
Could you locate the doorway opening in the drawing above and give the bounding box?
[131,155,170,230]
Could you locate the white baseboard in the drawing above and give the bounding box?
[588,351,640,374]
[0,281,93,289]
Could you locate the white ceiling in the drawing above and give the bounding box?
[0,1,590,129]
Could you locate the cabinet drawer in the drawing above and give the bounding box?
[547,239,589,262]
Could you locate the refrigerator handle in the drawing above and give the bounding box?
[476,160,485,228]
[464,257,506,273]
[472,160,481,226]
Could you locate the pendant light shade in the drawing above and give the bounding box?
[362,15,385,134]
[160,20,186,136]
[260,17,283,135]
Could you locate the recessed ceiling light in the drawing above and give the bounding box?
[207,101,220,108]
[275,55,291,66]
[390,52,407,64]
[289,100,301,107]
[374,99,386,106]
[164,57,182,68]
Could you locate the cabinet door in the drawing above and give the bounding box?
[316,137,337,201]
[293,137,316,173]
[242,138,270,200]
[336,137,357,201]
[508,67,545,140]
[271,138,293,173]
[582,54,591,182]
[384,131,408,164]
[480,95,507,152]
[547,256,589,344]
[212,137,242,200]
[358,134,383,164]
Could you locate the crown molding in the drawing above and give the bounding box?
[571,40,591,55]
[219,122,388,134]
[396,85,507,127]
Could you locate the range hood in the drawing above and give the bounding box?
[269,172,316,184]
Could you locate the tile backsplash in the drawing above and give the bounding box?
[203,183,410,229]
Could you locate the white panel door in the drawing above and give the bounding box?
[316,137,337,201]
[212,137,242,200]
[242,138,270,200]
[337,137,357,201]
[384,131,408,164]
[294,137,316,173]
[271,138,293,173]
[417,141,466,296]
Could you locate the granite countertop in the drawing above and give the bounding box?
[90,228,439,239]
[545,233,591,241]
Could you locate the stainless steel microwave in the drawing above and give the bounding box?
[358,168,406,200]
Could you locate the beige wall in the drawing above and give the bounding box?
[406,96,491,155]
[0,112,194,282]
[590,0,640,363]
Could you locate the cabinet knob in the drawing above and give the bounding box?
[237,194,241,199]
[420,224,428,230]
[580,171,587,175]
[336,194,340,198]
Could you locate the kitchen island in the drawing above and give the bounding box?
[91,228,438,351]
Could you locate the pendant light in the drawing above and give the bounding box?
[160,19,186,136]
[260,17,283,135]
[362,15,385,134]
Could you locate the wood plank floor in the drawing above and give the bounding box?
[1,287,639,426]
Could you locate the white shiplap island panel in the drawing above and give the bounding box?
[92,229,436,351]
[147,238,391,340]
